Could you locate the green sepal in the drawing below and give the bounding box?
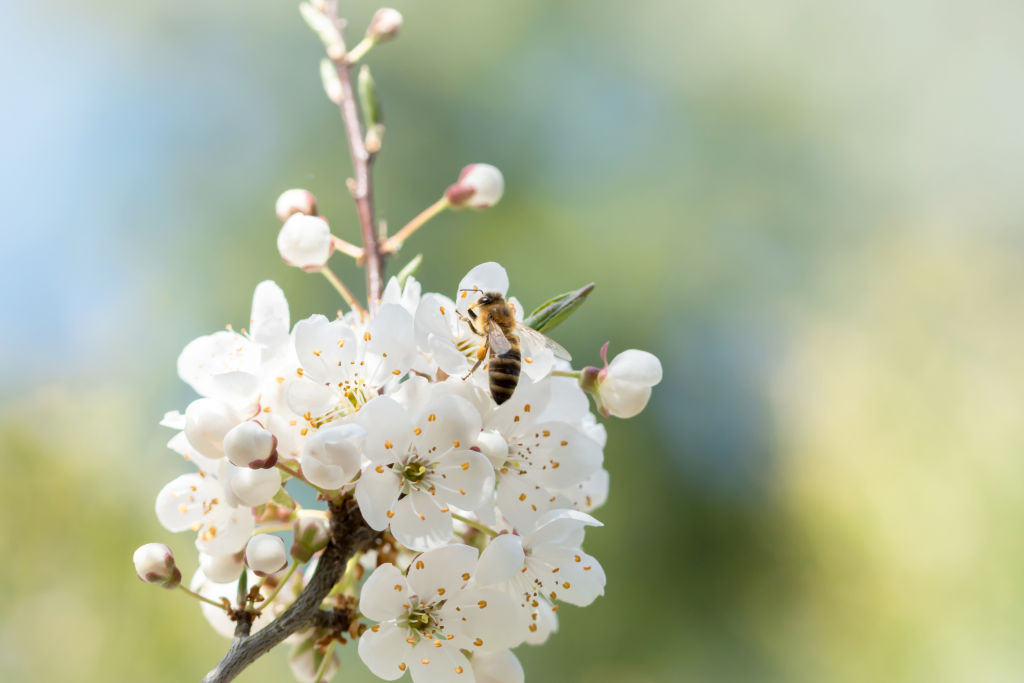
[524,283,595,333]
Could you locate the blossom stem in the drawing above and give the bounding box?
[276,462,332,499]
[260,561,300,607]
[179,584,231,611]
[254,523,293,535]
[451,512,498,538]
[320,265,367,318]
[344,37,374,64]
[330,235,364,260]
[383,196,451,253]
[324,5,387,312]
[550,370,582,379]
[313,640,337,683]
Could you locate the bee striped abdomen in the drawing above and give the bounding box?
[488,339,521,405]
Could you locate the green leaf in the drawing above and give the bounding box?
[397,253,423,287]
[524,282,595,333]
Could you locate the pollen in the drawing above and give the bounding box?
[276,376,284,383]
[414,427,422,435]
[434,640,442,648]
[560,440,568,446]
[473,638,483,647]
[458,488,466,495]
[529,623,538,632]
[519,493,527,501]
[460,461,469,470]
[524,404,531,412]
[313,349,322,357]
[418,513,426,521]
[289,419,297,426]
[364,332,372,341]
[513,415,520,423]
[375,465,384,473]
[428,413,437,422]
[584,566,592,571]
[300,428,308,436]
[392,368,401,375]
[399,663,407,671]
[385,440,393,449]
[386,510,395,518]
[574,554,581,562]
[461,572,471,581]
[406,636,416,644]
[416,560,425,570]
[453,440,461,448]
[549,591,557,600]
[394,584,403,591]
[421,658,431,665]
[371,624,380,632]
[542,430,550,437]
[296,367,304,377]
[551,567,560,573]
[525,357,534,363]
[455,666,464,674]
[439,507,449,513]
[477,600,487,609]
[438,587,446,595]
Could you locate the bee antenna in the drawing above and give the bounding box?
[458,288,482,293]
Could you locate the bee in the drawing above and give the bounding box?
[460,291,572,404]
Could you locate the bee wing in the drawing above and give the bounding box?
[487,319,513,355]
[516,324,572,361]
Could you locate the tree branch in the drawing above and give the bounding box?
[201,498,378,683]
[324,0,387,311]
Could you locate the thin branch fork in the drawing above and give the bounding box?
[201,498,378,683]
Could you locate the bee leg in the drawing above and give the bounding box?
[462,355,484,380]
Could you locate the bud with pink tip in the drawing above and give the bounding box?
[275,189,318,221]
[223,421,278,469]
[277,214,334,272]
[366,8,402,43]
[581,343,663,418]
[290,517,330,562]
[133,543,181,589]
[245,535,288,577]
[445,163,505,209]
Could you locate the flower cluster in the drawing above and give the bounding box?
[133,4,662,682]
[139,261,660,682]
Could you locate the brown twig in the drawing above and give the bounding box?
[324,0,387,311]
[200,498,378,683]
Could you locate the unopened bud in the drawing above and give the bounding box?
[445,163,504,209]
[291,517,330,562]
[223,421,278,469]
[319,59,343,103]
[184,398,241,460]
[245,535,288,577]
[277,214,334,272]
[358,65,385,153]
[134,543,181,589]
[366,8,402,42]
[276,188,318,221]
[199,551,244,583]
[586,344,663,418]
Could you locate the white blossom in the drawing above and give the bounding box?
[594,347,662,418]
[357,545,525,682]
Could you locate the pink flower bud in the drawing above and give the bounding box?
[245,535,288,577]
[445,163,504,210]
[277,214,334,271]
[275,188,318,221]
[133,543,181,589]
[590,347,662,418]
[199,551,244,584]
[366,8,402,42]
[223,421,278,469]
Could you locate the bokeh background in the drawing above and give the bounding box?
[3,0,1024,681]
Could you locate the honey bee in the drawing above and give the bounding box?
[460,291,571,404]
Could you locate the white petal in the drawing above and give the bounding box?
[483,377,548,436]
[363,304,416,386]
[391,491,453,552]
[517,343,554,382]
[475,534,525,587]
[528,508,602,549]
[250,280,290,351]
[224,464,282,506]
[155,473,217,532]
[600,383,652,419]
[433,450,495,513]
[300,424,366,489]
[406,544,478,600]
[447,588,525,652]
[413,395,482,456]
[284,378,336,418]
[167,431,221,474]
[360,563,413,622]
[184,397,243,460]
[160,410,186,429]
[456,263,509,314]
[293,315,357,385]
[195,504,255,556]
[523,597,558,645]
[513,421,602,491]
[359,396,413,463]
[199,552,244,584]
[177,330,260,398]
[607,349,663,386]
[355,464,402,531]
[358,622,412,681]
[245,534,288,575]
[415,294,458,349]
[472,650,523,683]
[564,467,609,514]
[536,376,590,424]
[530,546,605,607]
[409,638,474,683]
[495,474,559,533]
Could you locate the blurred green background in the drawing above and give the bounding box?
[3,0,1024,681]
